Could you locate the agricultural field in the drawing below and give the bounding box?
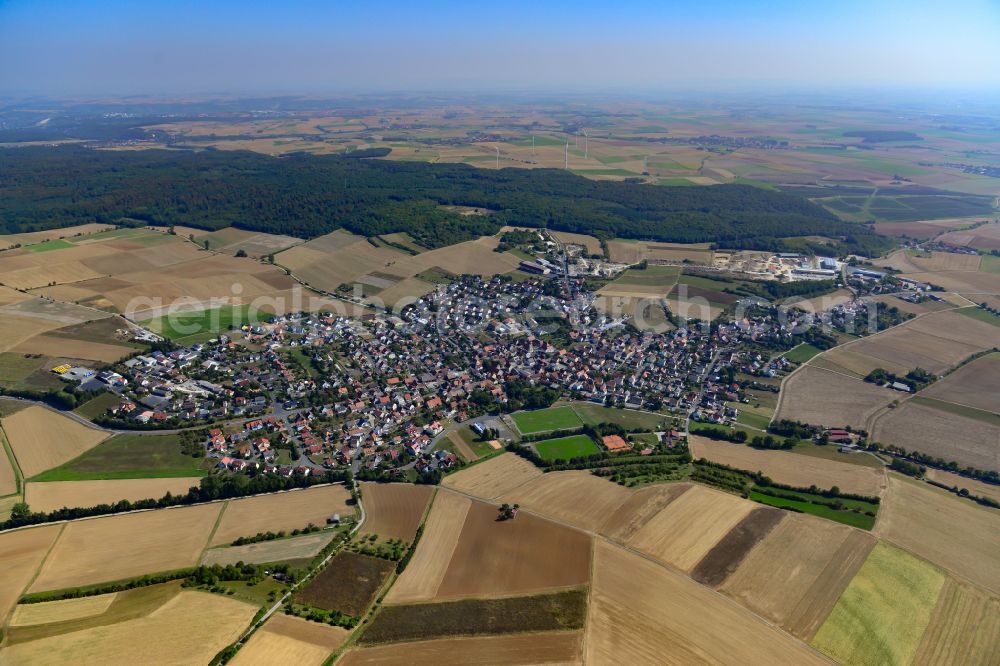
[496,471,637,534]
[550,229,602,254]
[2,406,109,479]
[812,542,946,666]
[196,227,302,257]
[294,551,394,616]
[231,613,349,666]
[775,365,898,429]
[340,631,584,666]
[912,578,1000,666]
[209,484,353,546]
[534,434,600,461]
[441,453,542,500]
[384,491,471,604]
[921,352,1000,413]
[719,513,876,639]
[510,406,583,434]
[937,222,1000,251]
[924,469,1000,503]
[28,502,222,593]
[10,593,118,627]
[871,400,1000,472]
[23,477,201,513]
[0,524,63,623]
[877,476,1000,594]
[587,540,828,665]
[433,498,592,600]
[31,432,209,481]
[624,484,754,572]
[359,589,587,646]
[689,507,785,587]
[203,531,336,566]
[357,482,432,542]
[689,436,885,497]
[2,588,257,666]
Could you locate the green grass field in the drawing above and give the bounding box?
[511,406,583,434]
[24,239,74,253]
[979,254,1000,274]
[812,543,945,666]
[73,392,122,420]
[30,433,208,481]
[956,306,1000,327]
[569,403,668,431]
[784,343,825,363]
[147,304,266,341]
[535,435,600,461]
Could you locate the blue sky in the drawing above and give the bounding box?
[1,0,998,95]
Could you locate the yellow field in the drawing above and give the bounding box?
[925,469,1000,503]
[719,512,876,639]
[913,578,1000,666]
[384,490,471,603]
[11,335,133,364]
[496,470,636,533]
[29,502,222,593]
[10,593,117,626]
[2,590,256,665]
[357,482,433,543]
[0,524,63,624]
[3,406,109,479]
[0,314,65,353]
[231,613,348,666]
[776,365,897,429]
[586,540,828,665]
[24,478,202,513]
[625,484,754,572]
[877,475,1000,594]
[441,453,542,500]
[340,632,584,666]
[688,436,885,497]
[812,542,946,666]
[210,485,353,546]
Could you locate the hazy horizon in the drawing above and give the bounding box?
[2,0,999,97]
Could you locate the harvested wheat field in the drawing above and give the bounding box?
[625,484,754,572]
[496,471,635,533]
[719,512,876,639]
[689,436,885,497]
[812,542,946,666]
[203,531,335,566]
[10,593,117,626]
[776,365,897,429]
[908,251,982,272]
[690,507,786,587]
[24,478,201,513]
[810,346,908,378]
[210,484,353,546]
[877,475,1000,594]
[358,482,432,542]
[599,483,692,543]
[550,230,602,255]
[384,491,471,603]
[587,540,828,665]
[3,406,109,478]
[900,270,1000,295]
[0,525,62,623]
[913,577,1000,666]
[11,335,133,364]
[391,235,522,277]
[2,590,256,666]
[29,502,222,593]
[441,453,542,500]
[339,632,584,666]
[922,353,1000,413]
[434,499,591,600]
[231,613,348,666]
[871,401,1000,472]
[925,469,1000,503]
[0,314,65,353]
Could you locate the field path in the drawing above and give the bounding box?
[199,500,231,564]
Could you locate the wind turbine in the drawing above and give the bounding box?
[564,142,569,170]
[496,146,500,169]
[582,129,588,160]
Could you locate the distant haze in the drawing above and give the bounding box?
[1,0,999,96]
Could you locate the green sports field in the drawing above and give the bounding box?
[511,406,583,434]
[535,435,601,461]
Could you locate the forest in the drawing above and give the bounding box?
[0,145,891,254]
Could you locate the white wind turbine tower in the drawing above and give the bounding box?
[495,146,500,169]
[564,141,569,170]
[582,129,588,160]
